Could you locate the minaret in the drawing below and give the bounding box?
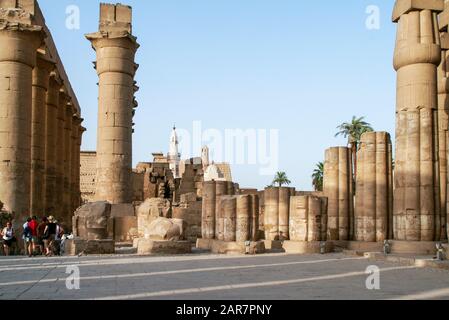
[168,126,180,179]
[201,146,210,169]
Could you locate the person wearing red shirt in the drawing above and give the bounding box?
[28,216,39,256]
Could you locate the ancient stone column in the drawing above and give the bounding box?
[355,132,393,242]
[44,74,60,216]
[279,187,294,240]
[70,116,78,214]
[62,104,73,224]
[236,195,250,242]
[324,147,354,240]
[86,3,139,204]
[250,194,259,241]
[438,2,449,241]
[264,187,279,240]
[223,196,237,242]
[76,125,86,209]
[31,53,53,216]
[68,115,81,224]
[215,181,227,240]
[201,181,216,239]
[55,90,68,218]
[393,1,444,241]
[0,9,44,225]
[289,195,324,242]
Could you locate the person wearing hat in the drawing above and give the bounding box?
[43,216,57,256]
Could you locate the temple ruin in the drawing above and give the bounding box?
[0,0,448,259]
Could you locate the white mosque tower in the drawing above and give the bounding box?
[168,126,181,178]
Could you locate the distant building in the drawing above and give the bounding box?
[167,127,181,179]
[80,151,97,203]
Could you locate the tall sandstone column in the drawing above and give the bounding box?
[393,0,444,241]
[62,103,73,224]
[87,3,139,204]
[45,73,61,215]
[70,116,81,214]
[323,147,354,240]
[0,7,43,225]
[249,194,259,241]
[438,1,449,240]
[355,132,393,242]
[55,90,68,219]
[31,52,53,216]
[44,74,60,216]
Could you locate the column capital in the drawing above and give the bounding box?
[32,52,55,89]
[393,0,444,22]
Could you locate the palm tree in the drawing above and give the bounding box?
[272,172,291,187]
[335,116,374,179]
[312,162,324,192]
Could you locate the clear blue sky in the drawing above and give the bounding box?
[38,0,396,190]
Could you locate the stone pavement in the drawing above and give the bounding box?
[0,253,448,300]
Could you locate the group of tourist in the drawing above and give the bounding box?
[0,216,65,257]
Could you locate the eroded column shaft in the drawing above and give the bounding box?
[44,75,60,216]
[31,54,53,216]
[289,195,324,241]
[355,132,393,242]
[324,147,353,240]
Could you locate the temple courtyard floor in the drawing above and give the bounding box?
[0,252,449,300]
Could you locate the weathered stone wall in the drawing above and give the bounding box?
[172,193,202,243]
[355,132,393,242]
[393,0,443,241]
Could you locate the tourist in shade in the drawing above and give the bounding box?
[22,217,32,256]
[37,217,48,255]
[54,220,64,256]
[28,216,39,256]
[43,216,57,256]
[1,222,16,256]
